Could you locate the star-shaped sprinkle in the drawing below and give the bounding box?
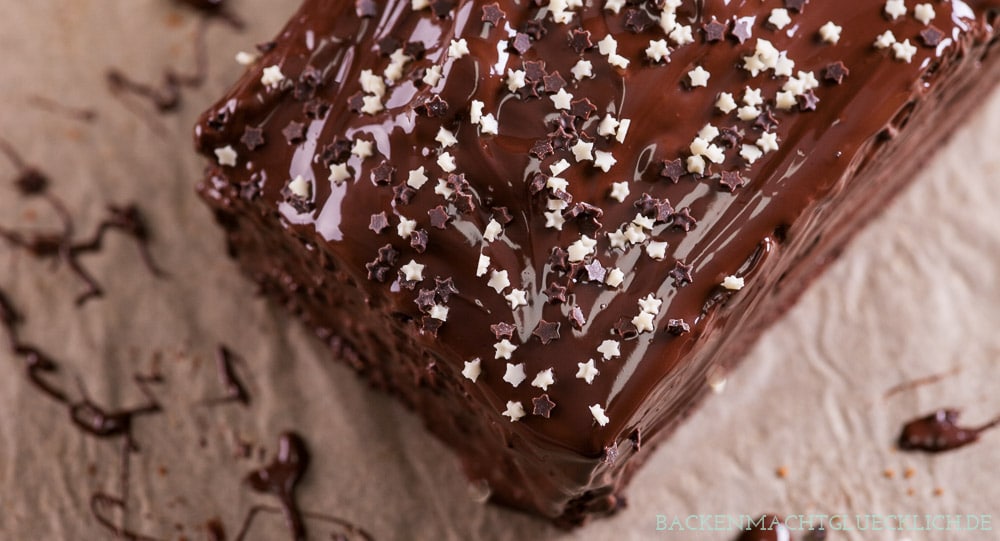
[609,181,630,202]
[503,401,525,422]
[462,358,482,382]
[768,8,791,29]
[532,368,555,391]
[885,0,906,20]
[666,319,691,335]
[261,65,285,88]
[914,2,935,24]
[532,320,560,344]
[505,289,528,309]
[606,267,625,288]
[488,269,510,293]
[819,21,841,44]
[823,61,849,84]
[875,30,897,49]
[720,170,746,192]
[893,39,918,63]
[589,404,610,426]
[722,275,745,290]
[670,260,694,287]
[214,146,238,167]
[428,304,449,321]
[688,66,710,87]
[544,282,567,304]
[645,39,670,63]
[646,241,669,260]
[481,2,504,25]
[532,394,556,418]
[399,260,425,283]
[920,26,944,47]
[597,340,620,360]
[494,339,517,359]
[571,59,594,80]
[703,18,727,42]
[503,363,527,387]
[638,294,662,314]
[490,321,515,340]
[660,158,685,182]
[550,88,573,110]
[632,312,655,333]
[576,359,599,384]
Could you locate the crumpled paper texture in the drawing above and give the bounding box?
[0,1,998,540]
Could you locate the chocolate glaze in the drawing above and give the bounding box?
[242,432,310,541]
[209,344,251,405]
[194,0,1000,524]
[898,409,1000,453]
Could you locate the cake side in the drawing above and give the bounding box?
[194,0,1000,525]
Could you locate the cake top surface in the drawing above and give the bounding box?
[195,0,999,454]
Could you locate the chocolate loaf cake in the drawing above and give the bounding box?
[194,0,1000,526]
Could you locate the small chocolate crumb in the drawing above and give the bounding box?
[492,206,514,225]
[415,95,449,117]
[392,182,417,205]
[666,319,691,335]
[602,442,619,465]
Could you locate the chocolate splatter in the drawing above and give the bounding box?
[207,345,250,405]
[243,432,310,540]
[897,409,1000,453]
[884,366,960,398]
[25,94,98,123]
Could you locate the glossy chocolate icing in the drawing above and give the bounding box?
[194,0,1000,524]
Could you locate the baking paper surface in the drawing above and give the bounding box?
[1,2,998,540]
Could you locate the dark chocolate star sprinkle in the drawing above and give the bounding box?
[568,306,586,330]
[533,320,561,344]
[377,36,401,56]
[320,137,352,166]
[303,98,330,119]
[240,126,265,150]
[421,316,443,336]
[671,207,697,232]
[564,202,603,232]
[602,442,619,465]
[669,260,694,287]
[355,0,377,18]
[529,139,554,159]
[282,121,306,145]
[784,0,807,12]
[660,158,685,183]
[582,260,606,283]
[392,182,416,205]
[415,94,449,117]
[410,229,428,253]
[920,26,945,47]
[719,170,746,192]
[823,61,849,85]
[613,317,638,340]
[428,205,451,229]
[415,289,437,312]
[542,72,567,94]
[520,19,547,40]
[703,18,727,42]
[624,8,654,33]
[493,206,513,225]
[523,60,547,82]
[430,0,454,18]
[570,98,596,120]
[403,40,426,59]
[508,32,532,55]
[731,18,752,44]
[434,276,459,302]
[490,322,516,340]
[532,394,556,418]
[797,90,820,111]
[528,172,549,194]
[548,247,570,273]
[544,282,567,304]
[376,244,399,266]
[754,108,778,132]
[719,126,743,148]
[371,161,395,186]
[568,28,593,53]
[369,211,389,234]
[666,319,691,335]
[481,2,505,25]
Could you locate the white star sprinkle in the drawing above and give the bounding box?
[502,401,525,422]
[476,253,490,277]
[645,39,671,63]
[406,166,428,189]
[768,8,791,30]
[506,69,526,92]
[550,159,570,176]
[699,124,720,141]
[400,260,425,282]
[757,132,779,153]
[483,219,502,242]
[571,59,594,80]
[669,24,694,46]
[235,51,258,66]
[434,178,454,198]
[638,294,662,314]
[503,363,527,387]
[688,66,710,87]
[775,90,797,110]
[609,181,630,202]
[329,164,352,186]
[437,152,457,172]
[423,65,442,87]
[616,120,631,143]
[544,210,565,230]
[716,92,738,114]
[462,358,481,382]
[893,39,918,63]
[550,88,573,110]
[646,240,669,260]
[632,312,655,333]
[351,139,373,159]
[589,404,610,426]
[885,0,907,20]
[429,304,449,321]
[505,289,528,309]
[448,38,470,59]
[607,230,628,250]
[494,339,517,359]
[740,144,764,164]
[738,105,761,121]
[488,270,510,293]
[576,359,599,384]
[260,65,285,88]
[875,30,897,49]
[597,115,619,137]
[606,267,625,288]
[469,100,484,124]
[722,275,745,290]
[532,368,555,391]
[571,140,594,162]
[597,340,620,360]
[632,213,654,230]
[287,175,310,198]
[597,34,618,56]
[397,217,417,238]
[567,235,597,262]
[686,155,706,175]
[360,69,386,97]
[480,113,499,135]
[214,146,237,167]
[819,21,842,44]
[435,127,457,148]
[360,95,383,115]
[743,87,763,107]
[593,151,616,172]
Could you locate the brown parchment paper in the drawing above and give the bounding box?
[1,1,999,540]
